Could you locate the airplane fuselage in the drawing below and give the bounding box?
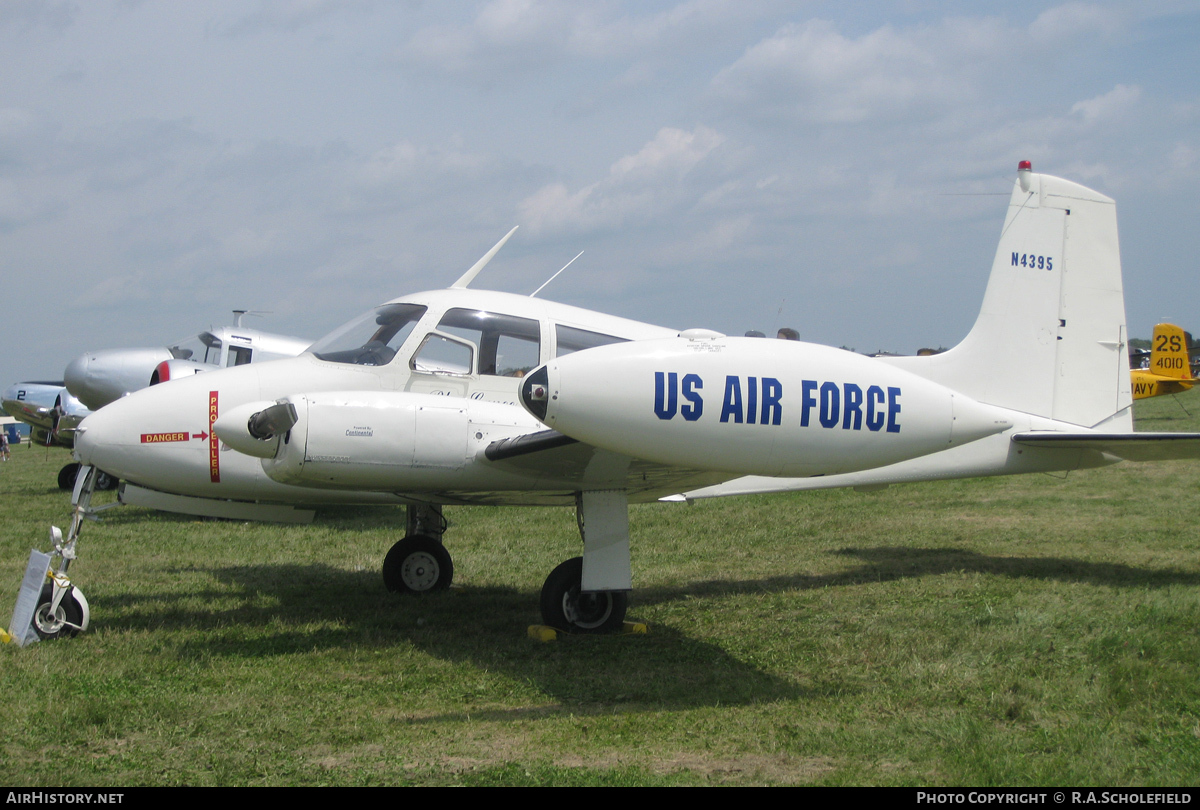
[73,287,694,508]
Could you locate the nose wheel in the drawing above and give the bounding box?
[58,463,80,491]
[539,557,627,634]
[33,583,89,640]
[382,535,453,594]
[59,463,117,491]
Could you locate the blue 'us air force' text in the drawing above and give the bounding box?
[653,372,901,433]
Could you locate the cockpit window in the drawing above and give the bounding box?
[555,325,628,357]
[168,333,222,364]
[432,309,541,377]
[411,332,474,375]
[310,303,428,366]
[228,346,253,366]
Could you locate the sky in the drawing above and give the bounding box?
[2,0,1199,391]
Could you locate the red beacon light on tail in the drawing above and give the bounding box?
[1018,160,1032,192]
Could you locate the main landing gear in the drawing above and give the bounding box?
[539,556,627,634]
[382,504,453,594]
[382,535,454,593]
[537,491,632,634]
[382,492,634,635]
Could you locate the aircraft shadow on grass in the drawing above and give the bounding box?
[86,544,1199,710]
[633,546,1200,605]
[98,562,808,709]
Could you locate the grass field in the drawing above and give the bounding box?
[2,391,1199,786]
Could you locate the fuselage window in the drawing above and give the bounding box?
[434,309,541,377]
[228,346,253,366]
[310,303,428,366]
[555,325,628,357]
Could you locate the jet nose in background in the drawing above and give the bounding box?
[64,347,173,410]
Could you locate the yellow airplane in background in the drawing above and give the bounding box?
[1131,323,1198,400]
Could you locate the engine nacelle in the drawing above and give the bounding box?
[212,400,290,459]
[234,391,542,491]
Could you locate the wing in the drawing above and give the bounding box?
[677,431,1200,501]
[430,429,734,506]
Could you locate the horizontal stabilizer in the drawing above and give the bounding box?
[1011,432,1200,461]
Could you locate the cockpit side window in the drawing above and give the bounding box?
[434,309,541,377]
[228,346,253,366]
[310,303,428,366]
[555,325,628,357]
[411,332,474,376]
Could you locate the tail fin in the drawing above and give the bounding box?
[888,163,1131,430]
[1148,323,1192,380]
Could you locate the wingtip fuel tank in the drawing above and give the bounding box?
[521,336,1014,478]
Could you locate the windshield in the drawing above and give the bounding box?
[310,303,428,366]
[167,333,223,365]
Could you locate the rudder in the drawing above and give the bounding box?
[886,163,1131,430]
[1148,323,1192,380]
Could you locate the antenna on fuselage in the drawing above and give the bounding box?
[231,310,272,328]
[450,226,519,289]
[530,251,584,298]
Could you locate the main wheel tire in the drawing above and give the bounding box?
[33,584,85,640]
[539,556,628,634]
[58,463,80,491]
[382,535,453,594]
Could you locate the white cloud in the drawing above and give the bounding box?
[709,19,981,124]
[1029,3,1120,42]
[0,0,78,32]
[518,125,724,234]
[402,0,774,75]
[0,107,36,135]
[1170,142,1196,171]
[358,139,486,185]
[222,0,383,35]
[1070,84,1142,125]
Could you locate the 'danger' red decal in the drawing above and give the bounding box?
[140,432,189,443]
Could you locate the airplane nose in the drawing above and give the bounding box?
[72,385,180,479]
[63,354,91,398]
[72,410,101,467]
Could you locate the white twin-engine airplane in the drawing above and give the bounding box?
[36,163,1200,641]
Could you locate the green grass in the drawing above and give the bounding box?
[2,391,1199,786]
